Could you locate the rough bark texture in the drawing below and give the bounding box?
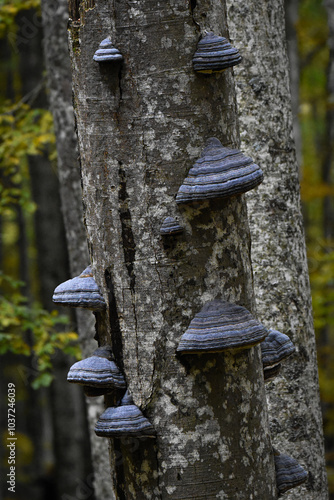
[69,0,277,497]
[226,0,329,498]
[41,1,113,498]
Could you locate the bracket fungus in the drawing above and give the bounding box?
[67,346,126,396]
[175,138,263,205]
[52,266,106,311]
[192,32,241,73]
[261,329,295,380]
[93,38,123,63]
[160,216,183,236]
[94,390,156,438]
[274,452,308,495]
[176,299,268,354]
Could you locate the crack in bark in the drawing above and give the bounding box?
[105,269,124,372]
[189,0,200,31]
[118,163,136,290]
[118,163,140,384]
[68,0,95,23]
[118,65,123,103]
[114,65,123,127]
[68,0,80,20]
[113,438,127,500]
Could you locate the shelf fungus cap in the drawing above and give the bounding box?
[94,390,156,438]
[261,329,295,369]
[160,216,183,236]
[93,38,123,63]
[67,345,126,392]
[52,266,106,311]
[274,452,308,494]
[193,32,241,73]
[175,138,263,204]
[176,299,268,354]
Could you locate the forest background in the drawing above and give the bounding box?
[0,0,333,499]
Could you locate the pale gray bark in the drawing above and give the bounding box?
[41,1,113,498]
[68,0,276,497]
[226,0,329,498]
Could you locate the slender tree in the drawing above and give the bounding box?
[67,0,278,497]
[41,0,114,498]
[226,0,329,497]
[323,0,334,240]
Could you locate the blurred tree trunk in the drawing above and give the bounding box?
[226,0,329,498]
[284,0,302,167]
[67,0,278,497]
[16,7,94,499]
[41,1,114,499]
[323,0,334,240]
[14,11,56,498]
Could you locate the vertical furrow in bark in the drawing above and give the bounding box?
[118,164,136,291]
[226,0,328,498]
[105,269,124,373]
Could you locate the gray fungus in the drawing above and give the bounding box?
[93,38,123,63]
[176,137,263,204]
[274,452,308,495]
[193,32,242,73]
[261,329,295,380]
[160,216,184,236]
[176,299,269,354]
[67,345,126,396]
[52,266,106,311]
[94,390,156,439]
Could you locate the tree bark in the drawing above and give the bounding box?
[68,0,277,497]
[41,1,114,498]
[226,0,329,498]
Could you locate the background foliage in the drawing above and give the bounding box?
[0,0,80,389]
[297,0,334,493]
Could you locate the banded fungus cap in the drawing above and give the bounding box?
[160,216,183,236]
[52,266,106,311]
[176,299,269,354]
[261,329,295,369]
[193,32,242,73]
[67,345,126,391]
[274,452,308,495]
[175,138,263,205]
[94,390,156,438]
[93,38,123,63]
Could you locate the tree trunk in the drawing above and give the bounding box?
[323,0,334,240]
[16,7,94,498]
[41,1,113,498]
[284,0,302,168]
[226,0,329,498]
[68,0,276,497]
